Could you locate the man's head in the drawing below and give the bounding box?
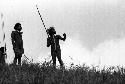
[48,27,56,36]
[14,23,22,31]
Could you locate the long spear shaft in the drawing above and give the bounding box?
[36,5,49,35]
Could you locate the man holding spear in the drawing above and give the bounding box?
[47,27,66,68]
[36,5,66,68]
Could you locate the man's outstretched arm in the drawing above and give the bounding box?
[58,33,66,41]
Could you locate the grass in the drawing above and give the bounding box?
[0,60,125,84]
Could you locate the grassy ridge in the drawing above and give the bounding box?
[0,61,125,84]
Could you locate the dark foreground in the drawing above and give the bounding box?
[0,61,125,84]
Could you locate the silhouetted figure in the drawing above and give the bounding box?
[11,23,24,65]
[47,27,66,68]
[0,47,5,65]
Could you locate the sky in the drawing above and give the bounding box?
[1,0,125,68]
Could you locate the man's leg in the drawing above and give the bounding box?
[14,53,18,65]
[51,51,56,67]
[18,54,22,65]
[57,49,63,67]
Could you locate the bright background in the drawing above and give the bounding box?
[1,0,125,68]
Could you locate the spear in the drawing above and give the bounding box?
[36,5,49,36]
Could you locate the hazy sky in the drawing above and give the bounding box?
[1,0,125,67]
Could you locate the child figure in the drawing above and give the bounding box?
[47,27,66,68]
[11,23,24,65]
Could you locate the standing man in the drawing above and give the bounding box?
[11,23,24,65]
[47,27,66,68]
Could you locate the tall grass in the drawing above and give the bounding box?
[0,60,125,84]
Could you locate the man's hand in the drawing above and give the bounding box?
[63,33,66,37]
[63,33,66,41]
